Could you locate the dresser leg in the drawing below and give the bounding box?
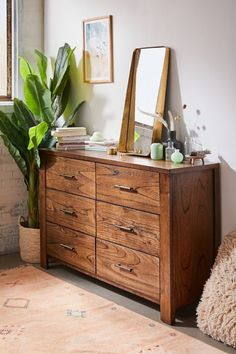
[40,254,48,269]
[160,300,175,325]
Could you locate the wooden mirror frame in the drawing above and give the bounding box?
[118,46,170,153]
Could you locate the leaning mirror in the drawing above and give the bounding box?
[118,46,169,155]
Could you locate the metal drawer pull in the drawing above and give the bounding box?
[114,263,133,272]
[114,184,137,193]
[114,224,134,233]
[59,173,77,180]
[59,243,75,252]
[60,208,77,216]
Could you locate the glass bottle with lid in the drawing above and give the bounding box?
[163,130,183,159]
[165,141,175,161]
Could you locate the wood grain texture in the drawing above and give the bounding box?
[159,173,175,324]
[40,149,220,325]
[47,222,95,274]
[118,49,140,152]
[172,170,215,308]
[97,201,160,255]
[46,189,95,236]
[96,239,160,302]
[96,163,160,213]
[41,149,219,174]
[46,156,95,199]
[213,166,221,256]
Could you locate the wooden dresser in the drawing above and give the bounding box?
[39,149,220,324]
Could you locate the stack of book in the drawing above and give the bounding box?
[52,127,117,151]
[52,127,90,150]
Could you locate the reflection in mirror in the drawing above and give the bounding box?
[119,46,169,155]
[135,48,166,125]
[134,48,166,155]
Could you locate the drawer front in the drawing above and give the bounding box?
[97,202,160,256]
[97,239,160,302]
[46,189,95,236]
[46,157,95,199]
[96,164,160,214]
[47,222,95,274]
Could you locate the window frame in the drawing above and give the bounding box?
[0,0,12,101]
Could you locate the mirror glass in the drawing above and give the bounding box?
[119,46,169,155]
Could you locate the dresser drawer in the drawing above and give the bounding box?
[47,222,95,274]
[46,157,95,199]
[46,189,95,236]
[96,164,160,213]
[97,201,160,256]
[96,239,160,302]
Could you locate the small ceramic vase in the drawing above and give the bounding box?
[171,149,184,164]
[90,131,104,142]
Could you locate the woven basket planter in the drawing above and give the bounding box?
[19,217,40,264]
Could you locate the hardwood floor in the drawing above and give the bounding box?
[0,253,234,354]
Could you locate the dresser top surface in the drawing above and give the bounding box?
[40,149,219,174]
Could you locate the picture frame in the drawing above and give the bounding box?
[83,15,114,84]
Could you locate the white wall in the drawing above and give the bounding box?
[44,0,236,238]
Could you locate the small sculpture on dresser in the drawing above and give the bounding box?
[185,150,211,165]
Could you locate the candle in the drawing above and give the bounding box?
[150,143,163,160]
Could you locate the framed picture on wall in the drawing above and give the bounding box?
[83,15,114,83]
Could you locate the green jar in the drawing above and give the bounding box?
[150,143,163,160]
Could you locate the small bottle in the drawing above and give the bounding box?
[163,130,183,159]
[165,141,175,161]
[184,137,191,157]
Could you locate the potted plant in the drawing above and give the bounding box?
[0,43,84,263]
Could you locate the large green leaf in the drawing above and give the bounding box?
[40,130,56,148]
[24,74,54,125]
[63,100,85,127]
[0,134,27,179]
[35,49,48,88]
[19,56,34,81]
[28,121,48,150]
[60,78,71,115]
[52,79,71,120]
[13,98,36,130]
[52,67,70,101]
[0,111,29,154]
[51,43,74,96]
[10,112,19,128]
[0,110,10,129]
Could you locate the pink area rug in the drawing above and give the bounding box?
[0,265,224,354]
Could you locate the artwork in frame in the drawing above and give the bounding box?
[83,15,114,84]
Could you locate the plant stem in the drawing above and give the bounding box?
[28,161,39,228]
